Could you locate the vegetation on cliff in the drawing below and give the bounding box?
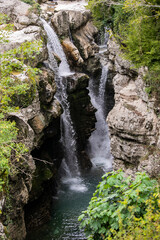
[87,0,160,97]
[0,13,43,195]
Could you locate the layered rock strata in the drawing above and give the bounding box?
[107,39,160,177]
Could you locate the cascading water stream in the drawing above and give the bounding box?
[41,19,87,190]
[41,18,70,76]
[87,54,112,171]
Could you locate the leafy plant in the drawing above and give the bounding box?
[21,0,35,5]
[0,13,10,25]
[78,170,158,240]
[107,193,160,239]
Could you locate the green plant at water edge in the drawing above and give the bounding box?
[78,170,159,240]
[0,38,43,194]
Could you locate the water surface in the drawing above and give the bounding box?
[26,167,107,240]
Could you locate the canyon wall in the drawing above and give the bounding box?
[0,0,99,239]
[107,38,160,177]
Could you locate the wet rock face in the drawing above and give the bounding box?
[66,73,96,168]
[107,38,160,176]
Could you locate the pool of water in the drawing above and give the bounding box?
[26,167,107,240]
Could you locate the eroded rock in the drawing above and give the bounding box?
[51,10,90,37]
[107,38,160,176]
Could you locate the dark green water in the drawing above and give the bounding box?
[26,168,106,240]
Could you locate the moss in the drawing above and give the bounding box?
[31,163,54,200]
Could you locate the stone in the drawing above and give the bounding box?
[62,38,84,66]
[0,0,38,30]
[47,99,63,118]
[73,21,99,59]
[51,9,90,37]
[0,26,47,66]
[0,222,7,240]
[113,73,130,95]
[29,114,46,134]
[66,73,96,161]
[39,68,56,104]
[0,1,64,239]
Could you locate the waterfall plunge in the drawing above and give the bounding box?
[41,19,87,192]
[87,64,113,171]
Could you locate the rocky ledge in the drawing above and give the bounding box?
[107,38,160,177]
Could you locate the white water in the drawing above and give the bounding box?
[87,62,113,171]
[41,19,87,192]
[41,18,71,76]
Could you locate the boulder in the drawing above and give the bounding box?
[51,10,90,37]
[0,0,38,30]
[0,26,47,66]
[73,21,99,59]
[62,38,84,67]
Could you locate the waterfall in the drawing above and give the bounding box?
[41,19,87,191]
[87,63,112,171]
[98,65,108,116]
[41,18,71,76]
[99,27,109,53]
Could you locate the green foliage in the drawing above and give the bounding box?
[0,120,28,194]
[0,13,14,44]
[78,170,158,240]
[0,13,10,25]
[0,25,43,193]
[21,0,35,5]
[0,40,43,111]
[29,2,41,15]
[107,193,160,239]
[86,0,125,31]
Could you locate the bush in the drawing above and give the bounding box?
[78,170,159,240]
[107,193,160,240]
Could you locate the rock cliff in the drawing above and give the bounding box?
[107,38,160,177]
[0,0,99,239]
[0,1,63,239]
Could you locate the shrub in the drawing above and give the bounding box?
[107,193,160,240]
[78,170,159,240]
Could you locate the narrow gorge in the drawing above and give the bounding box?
[0,0,160,240]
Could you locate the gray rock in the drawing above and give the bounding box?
[51,10,90,37]
[107,38,160,176]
